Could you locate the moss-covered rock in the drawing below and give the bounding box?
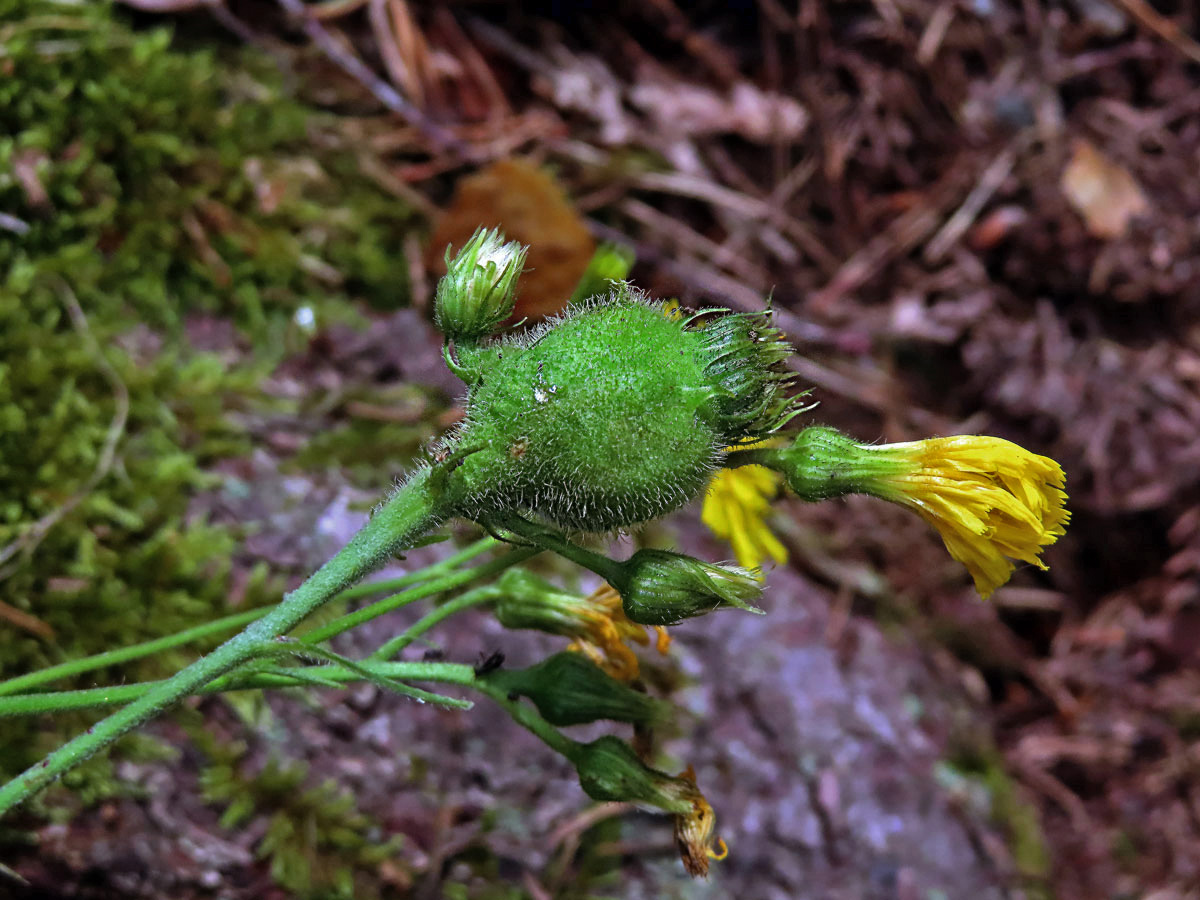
[0,0,417,791]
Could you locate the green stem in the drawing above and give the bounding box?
[472,681,575,757]
[0,662,478,717]
[0,537,500,699]
[369,585,502,661]
[333,535,498,602]
[500,516,624,584]
[0,542,533,722]
[0,606,269,698]
[0,466,448,818]
[0,671,578,769]
[254,641,472,708]
[722,448,775,470]
[301,545,537,646]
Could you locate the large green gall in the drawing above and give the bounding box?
[432,287,801,532]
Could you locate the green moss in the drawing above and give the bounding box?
[0,0,418,798]
[290,384,437,487]
[194,729,405,900]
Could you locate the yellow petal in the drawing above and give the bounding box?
[884,435,1069,598]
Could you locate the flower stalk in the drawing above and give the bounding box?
[0,464,452,816]
[732,426,1069,598]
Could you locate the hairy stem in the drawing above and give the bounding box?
[0,467,448,817]
[369,584,502,661]
[0,606,269,698]
[472,681,575,757]
[302,545,537,646]
[332,535,499,603]
[0,662,478,717]
[499,516,624,584]
[0,537,502,699]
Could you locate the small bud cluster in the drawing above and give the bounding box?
[434,227,527,343]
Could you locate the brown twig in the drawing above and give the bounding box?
[809,157,978,314]
[368,0,421,107]
[924,132,1032,264]
[1113,0,1200,66]
[275,0,463,154]
[0,601,54,641]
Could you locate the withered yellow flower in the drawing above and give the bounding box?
[493,573,669,681]
[701,458,787,573]
[671,765,729,877]
[572,738,727,878]
[865,435,1069,599]
[567,584,670,681]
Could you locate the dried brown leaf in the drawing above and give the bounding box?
[428,159,594,321]
[1060,139,1150,240]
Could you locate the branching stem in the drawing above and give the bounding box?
[0,466,448,817]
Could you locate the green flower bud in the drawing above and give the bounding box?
[434,227,527,342]
[491,569,595,635]
[571,736,691,810]
[613,549,763,626]
[482,652,668,727]
[436,286,805,532]
[570,736,727,877]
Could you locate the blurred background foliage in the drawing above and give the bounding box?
[0,0,418,799]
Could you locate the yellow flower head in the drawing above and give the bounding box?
[867,435,1070,599]
[671,765,729,877]
[701,454,788,573]
[566,584,671,681]
[494,572,669,681]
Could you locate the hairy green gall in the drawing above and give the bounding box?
[433,288,800,531]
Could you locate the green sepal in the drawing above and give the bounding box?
[570,735,691,813]
[613,549,763,626]
[770,426,910,501]
[482,652,668,727]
